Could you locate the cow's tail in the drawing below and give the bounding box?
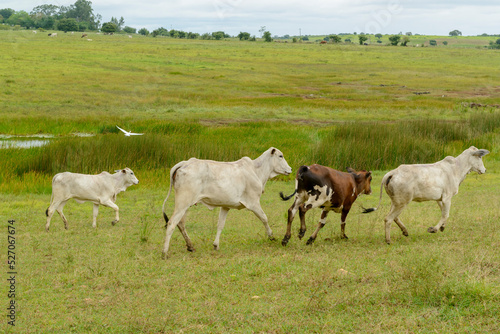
[280,165,307,201]
[162,161,184,226]
[362,171,394,213]
[280,189,297,201]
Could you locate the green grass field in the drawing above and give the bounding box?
[1,30,500,333]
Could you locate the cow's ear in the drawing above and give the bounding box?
[122,169,126,173]
[271,148,276,155]
[366,171,372,177]
[473,149,490,157]
[346,167,355,174]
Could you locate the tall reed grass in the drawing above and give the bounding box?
[12,114,498,184]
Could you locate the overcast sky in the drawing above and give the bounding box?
[5,0,500,36]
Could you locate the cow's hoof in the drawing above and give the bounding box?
[268,236,276,241]
[403,231,409,237]
[161,252,168,260]
[385,240,391,245]
[111,220,118,226]
[213,244,219,251]
[306,237,315,245]
[298,230,306,239]
[427,227,438,233]
[281,239,289,247]
[187,246,195,252]
[440,226,445,232]
[341,235,349,240]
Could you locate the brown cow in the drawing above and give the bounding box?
[280,165,372,246]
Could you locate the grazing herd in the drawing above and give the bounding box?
[45,146,490,258]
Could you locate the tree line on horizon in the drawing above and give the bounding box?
[1,2,499,48]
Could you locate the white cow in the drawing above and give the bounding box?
[45,168,139,231]
[365,146,489,243]
[161,147,292,258]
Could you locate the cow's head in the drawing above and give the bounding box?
[468,146,490,174]
[269,147,292,177]
[116,168,139,185]
[347,168,373,195]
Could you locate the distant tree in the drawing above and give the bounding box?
[329,34,342,43]
[358,34,368,45]
[401,36,410,46]
[78,21,88,32]
[169,29,179,38]
[449,29,462,36]
[259,26,266,37]
[301,36,309,41]
[212,31,225,40]
[443,41,448,46]
[249,35,256,41]
[178,31,186,38]
[405,32,412,36]
[489,38,500,49]
[263,31,272,42]
[375,33,383,40]
[187,32,199,39]
[237,31,250,40]
[0,8,15,22]
[388,35,401,46]
[56,17,78,32]
[138,28,149,36]
[292,37,298,43]
[31,4,59,17]
[63,0,100,30]
[429,39,437,46]
[200,33,212,40]
[123,26,136,34]
[151,27,168,37]
[344,38,351,43]
[6,11,34,28]
[110,16,124,32]
[40,16,56,29]
[101,22,117,34]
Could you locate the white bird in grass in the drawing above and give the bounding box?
[116,126,143,136]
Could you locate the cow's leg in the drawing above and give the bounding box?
[46,199,63,231]
[298,204,308,239]
[92,203,99,228]
[213,207,229,250]
[247,203,274,241]
[56,201,69,230]
[282,198,301,246]
[102,199,120,226]
[394,217,409,237]
[339,207,351,239]
[177,213,194,252]
[306,210,329,245]
[163,207,189,259]
[384,202,407,244]
[428,198,451,233]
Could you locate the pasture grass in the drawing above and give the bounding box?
[2,169,499,333]
[1,30,500,135]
